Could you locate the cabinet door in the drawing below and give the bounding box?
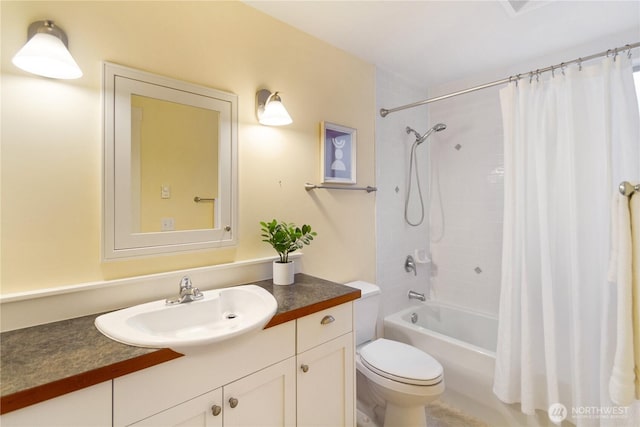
[0,381,111,427]
[297,333,354,427]
[130,388,223,427]
[223,357,295,427]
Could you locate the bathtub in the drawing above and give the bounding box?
[384,302,553,426]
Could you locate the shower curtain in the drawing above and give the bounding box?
[493,55,640,427]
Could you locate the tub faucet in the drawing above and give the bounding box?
[166,276,204,305]
[408,290,426,302]
[405,255,417,276]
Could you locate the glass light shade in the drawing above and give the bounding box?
[259,99,293,126]
[12,33,83,79]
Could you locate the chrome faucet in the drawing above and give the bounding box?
[408,290,426,302]
[405,255,417,276]
[166,276,204,305]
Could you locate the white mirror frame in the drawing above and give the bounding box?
[103,62,238,259]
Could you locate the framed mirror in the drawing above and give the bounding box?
[103,62,237,259]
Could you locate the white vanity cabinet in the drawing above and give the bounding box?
[223,357,296,427]
[129,358,296,427]
[0,381,112,427]
[118,302,355,427]
[296,303,355,427]
[114,322,295,427]
[129,388,223,427]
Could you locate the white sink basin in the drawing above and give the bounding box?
[95,285,277,352]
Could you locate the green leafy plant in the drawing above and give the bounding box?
[260,219,317,263]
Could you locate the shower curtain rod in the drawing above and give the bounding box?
[380,41,640,118]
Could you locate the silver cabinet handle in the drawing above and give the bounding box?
[301,364,309,373]
[211,405,222,416]
[229,397,239,408]
[320,315,335,325]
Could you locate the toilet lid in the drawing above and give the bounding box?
[359,339,443,386]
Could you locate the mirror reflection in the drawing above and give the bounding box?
[130,95,219,232]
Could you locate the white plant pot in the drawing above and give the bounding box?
[273,260,295,285]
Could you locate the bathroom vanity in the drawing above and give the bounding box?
[0,275,360,427]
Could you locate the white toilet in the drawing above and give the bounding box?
[347,281,445,427]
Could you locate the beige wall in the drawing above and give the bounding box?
[0,1,376,294]
[132,96,219,232]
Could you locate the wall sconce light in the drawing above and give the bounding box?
[12,20,83,79]
[256,89,293,126]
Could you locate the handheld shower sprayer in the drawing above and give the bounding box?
[407,123,447,145]
[404,122,447,227]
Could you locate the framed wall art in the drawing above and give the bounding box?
[320,121,356,184]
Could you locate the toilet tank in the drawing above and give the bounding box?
[345,281,381,346]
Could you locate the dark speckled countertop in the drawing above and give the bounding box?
[0,274,360,414]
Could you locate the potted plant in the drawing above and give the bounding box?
[260,219,317,285]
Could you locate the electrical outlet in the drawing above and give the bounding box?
[161,217,175,231]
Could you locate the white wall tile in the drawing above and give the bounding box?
[375,68,430,317]
[429,82,504,316]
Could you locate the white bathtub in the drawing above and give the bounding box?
[384,302,554,426]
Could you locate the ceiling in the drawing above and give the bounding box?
[245,1,640,90]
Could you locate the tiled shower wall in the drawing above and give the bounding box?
[375,68,430,317]
[427,85,504,316]
[376,66,504,318]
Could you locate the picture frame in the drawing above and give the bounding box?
[320,121,357,184]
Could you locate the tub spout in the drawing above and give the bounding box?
[408,290,426,301]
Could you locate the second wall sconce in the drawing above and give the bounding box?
[255,89,293,126]
[12,20,83,79]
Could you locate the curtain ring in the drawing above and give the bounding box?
[560,62,566,76]
[627,44,633,59]
[529,71,534,84]
[613,48,619,62]
[578,58,583,71]
[606,49,612,58]
[536,69,540,83]
[551,65,555,78]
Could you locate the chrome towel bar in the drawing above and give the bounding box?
[619,181,639,196]
[304,183,377,193]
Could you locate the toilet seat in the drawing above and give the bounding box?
[359,338,443,386]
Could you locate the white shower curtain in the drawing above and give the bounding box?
[493,55,640,427]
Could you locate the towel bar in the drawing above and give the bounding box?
[619,181,639,196]
[304,183,377,193]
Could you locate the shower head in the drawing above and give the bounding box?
[406,123,447,145]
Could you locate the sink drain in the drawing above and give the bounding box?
[226,313,237,320]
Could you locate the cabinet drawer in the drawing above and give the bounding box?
[297,303,352,353]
